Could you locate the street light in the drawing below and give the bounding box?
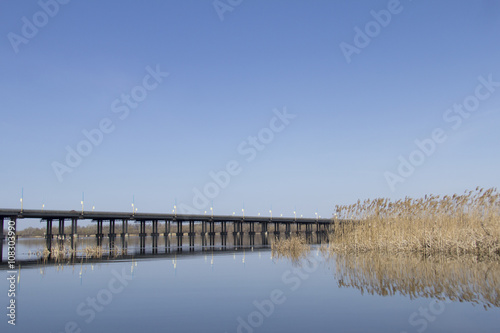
[92,206,95,212]
[269,210,272,219]
[315,212,318,221]
[174,205,177,217]
[210,206,213,218]
[20,187,23,213]
[42,204,45,211]
[242,208,245,219]
[294,211,296,221]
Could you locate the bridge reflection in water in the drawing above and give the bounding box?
[0,209,335,263]
[1,231,330,266]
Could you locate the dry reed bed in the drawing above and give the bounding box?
[323,251,500,308]
[330,187,500,256]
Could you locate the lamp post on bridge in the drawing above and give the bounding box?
[20,187,24,213]
[81,192,84,215]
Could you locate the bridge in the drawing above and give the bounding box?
[0,208,335,261]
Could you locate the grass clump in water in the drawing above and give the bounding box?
[271,236,311,263]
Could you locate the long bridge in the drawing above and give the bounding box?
[0,208,336,261]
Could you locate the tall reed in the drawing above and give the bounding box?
[330,187,500,256]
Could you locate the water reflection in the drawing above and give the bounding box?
[325,251,500,308]
[1,232,330,267]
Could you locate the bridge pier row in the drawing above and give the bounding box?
[285,223,291,234]
[221,221,227,235]
[296,223,301,234]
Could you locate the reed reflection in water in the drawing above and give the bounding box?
[325,251,500,309]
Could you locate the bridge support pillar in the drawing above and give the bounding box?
[152,221,159,254]
[208,221,215,236]
[188,221,195,236]
[249,222,255,235]
[71,218,78,238]
[176,220,183,236]
[96,220,104,246]
[121,219,128,238]
[139,220,147,237]
[58,218,65,239]
[151,220,159,237]
[164,220,170,236]
[221,221,227,235]
[274,222,280,235]
[108,219,116,239]
[201,221,206,235]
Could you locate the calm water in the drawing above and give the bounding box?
[1,237,499,333]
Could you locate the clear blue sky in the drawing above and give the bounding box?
[1,0,499,226]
